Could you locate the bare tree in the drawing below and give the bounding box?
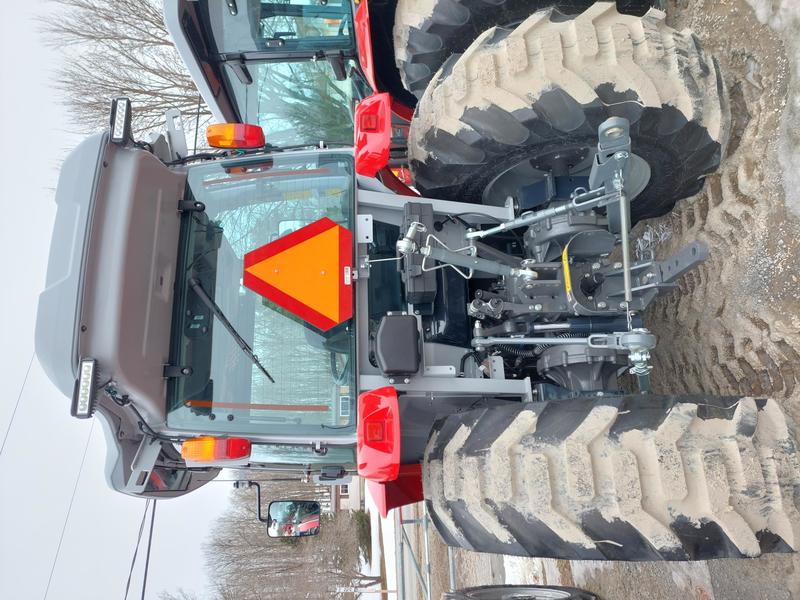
[41,0,211,138]
[159,590,201,600]
[199,472,380,600]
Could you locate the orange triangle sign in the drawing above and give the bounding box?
[243,218,353,331]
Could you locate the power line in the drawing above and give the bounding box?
[140,500,157,600]
[43,420,96,600]
[124,499,152,600]
[1,352,35,456]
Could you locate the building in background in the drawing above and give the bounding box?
[329,477,363,513]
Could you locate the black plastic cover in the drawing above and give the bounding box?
[402,202,437,307]
[375,314,421,376]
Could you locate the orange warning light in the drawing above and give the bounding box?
[206,123,265,149]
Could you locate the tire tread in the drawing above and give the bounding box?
[423,395,800,560]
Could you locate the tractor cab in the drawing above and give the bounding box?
[35,106,372,501]
[165,0,367,141]
[164,0,411,177]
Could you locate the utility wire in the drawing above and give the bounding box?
[140,500,157,600]
[1,352,35,456]
[43,420,96,600]
[124,499,152,600]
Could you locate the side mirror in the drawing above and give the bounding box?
[267,500,321,538]
[354,93,391,178]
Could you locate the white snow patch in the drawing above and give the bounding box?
[745,0,800,217]
[360,492,397,600]
[503,557,546,585]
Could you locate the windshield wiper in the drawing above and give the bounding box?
[189,277,275,383]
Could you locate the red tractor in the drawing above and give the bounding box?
[35,4,799,591]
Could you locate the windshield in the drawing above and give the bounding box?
[228,58,368,147]
[167,152,356,436]
[203,0,354,54]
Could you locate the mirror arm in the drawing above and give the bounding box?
[246,481,270,523]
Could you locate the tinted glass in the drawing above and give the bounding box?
[206,0,354,53]
[167,152,356,436]
[229,59,364,147]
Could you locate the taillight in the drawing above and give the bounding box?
[357,387,401,482]
[206,123,265,149]
[181,436,251,463]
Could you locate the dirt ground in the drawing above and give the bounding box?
[408,0,800,598]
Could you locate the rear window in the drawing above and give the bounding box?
[203,0,354,54]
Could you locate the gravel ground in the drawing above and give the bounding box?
[410,0,800,598]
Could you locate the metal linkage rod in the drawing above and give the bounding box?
[473,336,594,348]
[465,186,619,240]
[615,173,634,304]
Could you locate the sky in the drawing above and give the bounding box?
[0,3,234,599]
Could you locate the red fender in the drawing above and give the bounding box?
[355,93,392,177]
[354,0,377,92]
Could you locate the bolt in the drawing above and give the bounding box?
[613,262,623,269]
[591,262,601,271]
[528,305,535,311]
[414,310,420,315]
[388,378,395,384]
[597,301,607,309]
[619,302,627,309]
[534,304,543,311]
[404,378,410,384]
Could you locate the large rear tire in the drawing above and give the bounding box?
[393,0,659,99]
[407,2,729,224]
[423,395,800,560]
[442,585,598,600]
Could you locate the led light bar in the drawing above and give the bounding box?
[71,358,97,419]
[110,97,132,145]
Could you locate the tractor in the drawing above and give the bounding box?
[36,4,800,596]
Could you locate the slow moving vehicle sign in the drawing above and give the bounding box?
[243,217,353,331]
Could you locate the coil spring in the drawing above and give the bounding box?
[495,344,540,358]
[495,333,583,358]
